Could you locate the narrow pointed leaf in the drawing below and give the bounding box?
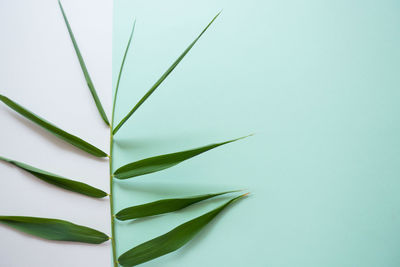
[0,95,107,157]
[58,0,109,126]
[114,135,250,179]
[118,193,247,266]
[112,19,136,124]
[0,156,107,198]
[0,216,109,244]
[113,12,221,134]
[116,190,237,221]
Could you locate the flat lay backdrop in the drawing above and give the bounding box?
[1,0,400,266]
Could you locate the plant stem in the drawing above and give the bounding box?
[109,130,117,267]
[110,94,118,266]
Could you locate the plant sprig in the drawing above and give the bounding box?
[0,4,252,267]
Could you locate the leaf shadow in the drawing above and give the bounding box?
[113,132,209,151]
[113,137,156,151]
[115,180,229,198]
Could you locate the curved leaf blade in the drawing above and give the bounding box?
[112,19,136,124]
[58,0,110,126]
[118,193,247,266]
[0,156,107,198]
[113,135,250,179]
[112,12,221,134]
[116,190,237,220]
[0,95,107,157]
[0,216,109,244]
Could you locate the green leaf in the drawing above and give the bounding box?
[112,19,136,125]
[0,95,108,157]
[113,135,251,179]
[116,190,238,221]
[112,12,221,134]
[0,216,109,244]
[118,193,247,266]
[0,156,107,198]
[58,0,110,126]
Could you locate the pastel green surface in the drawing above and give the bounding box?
[113,0,400,266]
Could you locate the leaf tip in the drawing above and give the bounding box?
[210,11,222,24]
[241,192,251,198]
[230,133,254,144]
[244,133,255,138]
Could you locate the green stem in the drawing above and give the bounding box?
[110,78,118,267]
[109,131,117,267]
[110,83,118,265]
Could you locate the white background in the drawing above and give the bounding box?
[0,0,112,266]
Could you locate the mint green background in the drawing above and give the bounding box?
[112,0,400,266]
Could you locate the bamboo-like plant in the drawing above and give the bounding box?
[0,2,250,266]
